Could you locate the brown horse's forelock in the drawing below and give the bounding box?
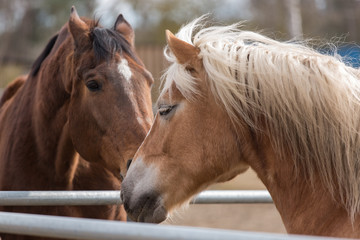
[30,20,138,78]
[90,26,137,64]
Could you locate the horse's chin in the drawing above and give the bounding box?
[137,203,168,223]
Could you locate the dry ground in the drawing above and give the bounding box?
[162,169,286,233]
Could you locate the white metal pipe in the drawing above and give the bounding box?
[0,190,272,206]
[0,191,121,206]
[0,211,340,240]
[192,190,272,204]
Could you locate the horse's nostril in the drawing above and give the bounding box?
[126,159,132,170]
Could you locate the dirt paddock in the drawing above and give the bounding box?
[162,169,286,233]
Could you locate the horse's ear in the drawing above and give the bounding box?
[166,30,199,65]
[68,6,89,49]
[114,14,134,46]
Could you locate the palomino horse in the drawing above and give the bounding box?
[0,6,153,239]
[122,17,360,237]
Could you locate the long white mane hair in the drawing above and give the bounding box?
[163,16,360,219]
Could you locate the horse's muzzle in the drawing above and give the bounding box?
[121,180,167,223]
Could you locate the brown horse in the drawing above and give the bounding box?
[0,7,153,239]
[122,17,360,237]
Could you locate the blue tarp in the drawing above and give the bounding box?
[321,44,360,68]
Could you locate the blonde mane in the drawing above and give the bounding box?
[163,16,360,219]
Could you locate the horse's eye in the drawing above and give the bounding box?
[185,66,196,74]
[86,80,101,91]
[158,105,176,116]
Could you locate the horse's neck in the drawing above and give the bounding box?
[247,134,360,237]
[1,36,77,189]
[34,38,78,188]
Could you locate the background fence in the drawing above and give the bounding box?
[136,45,167,102]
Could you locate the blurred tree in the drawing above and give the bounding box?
[2,0,360,58]
[301,0,360,41]
[248,0,360,42]
[249,0,288,38]
[285,0,303,40]
[0,0,95,65]
[1,0,360,88]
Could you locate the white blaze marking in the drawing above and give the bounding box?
[117,58,145,128]
[117,58,132,82]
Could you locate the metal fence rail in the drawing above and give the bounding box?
[193,190,273,204]
[0,211,341,240]
[0,190,272,206]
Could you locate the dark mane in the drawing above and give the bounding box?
[30,34,59,77]
[90,25,138,63]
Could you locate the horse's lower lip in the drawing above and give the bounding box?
[136,204,167,223]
